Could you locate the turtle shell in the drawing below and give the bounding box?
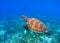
[27,18,48,33]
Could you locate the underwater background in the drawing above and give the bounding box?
[0,0,60,43]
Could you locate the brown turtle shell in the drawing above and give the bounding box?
[27,18,48,33]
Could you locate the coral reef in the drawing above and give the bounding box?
[0,18,60,43]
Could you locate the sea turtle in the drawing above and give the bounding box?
[21,15,50,34]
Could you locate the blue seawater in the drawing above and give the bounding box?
[0,0,60,43]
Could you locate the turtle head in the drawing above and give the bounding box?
[21,15,28,22]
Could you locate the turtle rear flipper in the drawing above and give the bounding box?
[44,31,52,35]
[24,24,30,33]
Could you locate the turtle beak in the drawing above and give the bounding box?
[21,15,28,21]
[21,15,25,18]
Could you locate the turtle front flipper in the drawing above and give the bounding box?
[24,24,30,33]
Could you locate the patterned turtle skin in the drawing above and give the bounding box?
[21,16,48,33]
